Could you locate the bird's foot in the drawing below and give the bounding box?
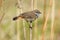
[29,27,32,29]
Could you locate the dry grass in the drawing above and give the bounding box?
[0,0,60,40]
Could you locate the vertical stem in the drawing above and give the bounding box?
[33,20,38,40]
[33,0,37,9]
[25,22,30,40]
[43,0,46,21]
[31,0,34,40]
[31,0,38,40]
[41,0,47,40]
[41,12,49,40]
[16,3,20,40]
[50,0,55,40]
[31,0,34,10]
[34,0,38,40]
[0,13,5,24]
[0,0,2,39]
[16,0,24,40]
[0,0,5,24]
[30,23,32,40]
[0,0,2,7]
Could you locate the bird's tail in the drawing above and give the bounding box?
[13,16,18,21]
[13,15,21,21]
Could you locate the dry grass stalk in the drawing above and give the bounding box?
[16,0,23,40]
[31,0,34,10]
[0,0,2,7]
[30,0,34,40]
[41,0,47,40]
[0,13,5,24]
[32,0,38,40]
[50,0,55,40]
[0,0,5,24]
[41,12,49,40]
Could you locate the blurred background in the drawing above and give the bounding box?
[0,0,60,40]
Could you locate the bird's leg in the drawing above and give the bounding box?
[29,23,32,29]
[26,21,32,29]
[29,21,32,29]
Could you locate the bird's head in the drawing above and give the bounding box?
[33,9,41,17]
[34,9,41,14]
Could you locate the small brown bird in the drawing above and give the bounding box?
[13,9,41,22]
[13,9,41,29]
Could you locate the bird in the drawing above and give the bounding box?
[13,9,41,29]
